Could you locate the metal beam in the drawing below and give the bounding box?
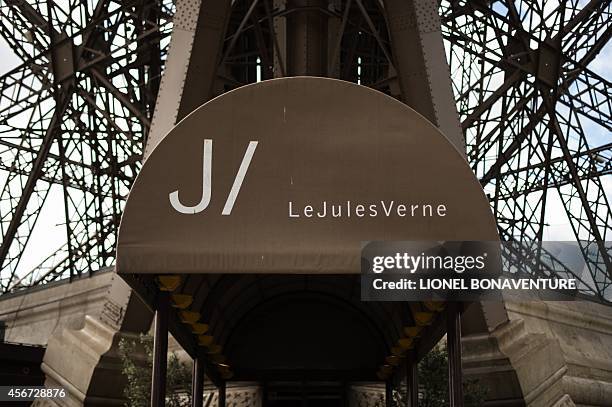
[447,302,463,407]
[145,0,232,158]
[151,291,169,407]
[0,90,72,280]
[192,355,205,407]
[383,0,464,152]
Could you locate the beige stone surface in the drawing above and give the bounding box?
[23,272,153,406]
[464,300,612,406]
[0,270,114,345]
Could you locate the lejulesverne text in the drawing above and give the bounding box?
[288,201,447,218]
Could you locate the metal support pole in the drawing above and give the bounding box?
[262,382,268,405]
[406,352,418,407]
[341,381,348,407]
[218,382,226,407]
[285,0,328,76]
[151,291,169,407]
[447,302,464,407]
[192,356,205,407]
[385,380,393,407]
[301,380,307,407]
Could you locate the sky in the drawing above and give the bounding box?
[0,10,610,280]
[0,36,19,74]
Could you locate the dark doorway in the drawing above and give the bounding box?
[265,381,345,407]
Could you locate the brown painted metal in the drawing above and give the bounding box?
[382,0,463,151]
[285,0,328,76]
[117,78,499,276]
[406,352,418,407]
[192,356,205,407]
[447,302,464,407]
[151,292,169,407]
[218,382,226,407]
[146,0,233,157]
[385,380,393,407]
[1,0,610,302]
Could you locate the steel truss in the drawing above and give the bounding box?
[0,0,173,290]
[0,0,610,301]
[441,0,612,301]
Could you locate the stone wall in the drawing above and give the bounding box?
[0,270,114,345]
[464,300,612,406]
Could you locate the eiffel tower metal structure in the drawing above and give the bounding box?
[0,0,610,302]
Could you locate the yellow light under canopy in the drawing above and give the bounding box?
[398,337,414,349]
[414,312,434,326]
[198,335,214,347]
[423,301,445,312]
[157,275,181,291]
[403,326,423,338]
[179,310,200,324]
[171,294,193,309]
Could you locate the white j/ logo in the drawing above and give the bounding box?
[169,139,258,215]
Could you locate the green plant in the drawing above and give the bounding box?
[118,334,192,407]
[418,342,487,407]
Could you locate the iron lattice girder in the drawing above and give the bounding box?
[447,0,612,134]
[0,0,172,292]
[492,142,611,200]
[441,0,612,294]
[560,67,612,131]
[0,0,610,301]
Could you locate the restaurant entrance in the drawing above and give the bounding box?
[116,78,501,407]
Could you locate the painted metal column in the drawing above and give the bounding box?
[151,291,169,407]
[145,0,232,159]
[382,0,464,154]
[447,302,464,407]
[341,381,349,407]
[406,352,418,407]
[385,380,393,407]
[218,382,226,407]
[192,356,205,407]
[285,0,328,76]
[262,381,269,405]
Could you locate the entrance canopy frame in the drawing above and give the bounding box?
[116,77,501,406]
[121,272,451,383]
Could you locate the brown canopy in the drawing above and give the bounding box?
[116,77,498,275]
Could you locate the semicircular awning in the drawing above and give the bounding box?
[116,77,498,275]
